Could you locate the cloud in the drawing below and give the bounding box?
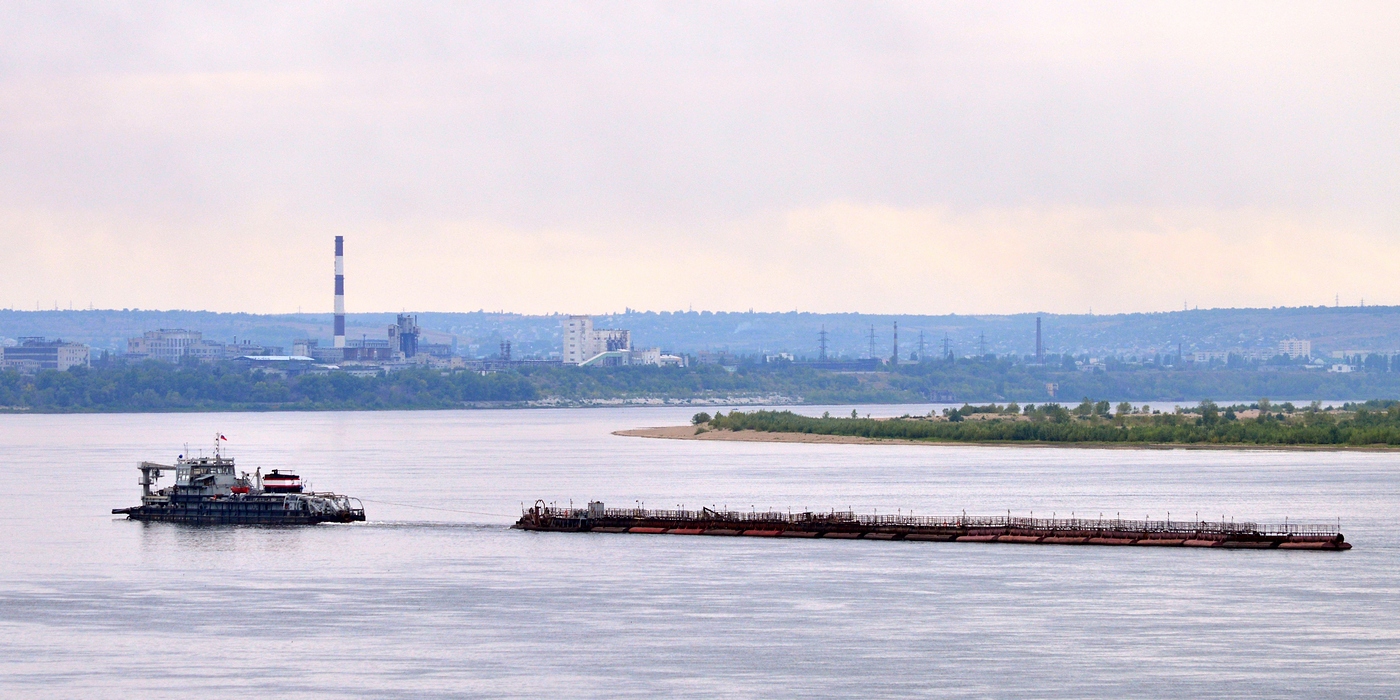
[0,3,1397,313]
[2,203,1391,314]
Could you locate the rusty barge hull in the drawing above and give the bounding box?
[513,503,1350,551]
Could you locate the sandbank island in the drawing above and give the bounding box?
[615,403,1400,451]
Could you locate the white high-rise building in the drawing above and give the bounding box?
[562,316,632,365]
[1278,339,1312,359]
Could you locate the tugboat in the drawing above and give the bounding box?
[112,435,365,525]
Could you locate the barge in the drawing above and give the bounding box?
[112,437,365,525]
[514,501,1350,550]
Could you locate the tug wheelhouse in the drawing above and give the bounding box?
[261,470,303,493]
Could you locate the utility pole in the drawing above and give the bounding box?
[892,321,899,366]
[818,325,828,361]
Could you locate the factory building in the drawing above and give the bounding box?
[294,339,345,363]
[3,338,90,371]
[127,329,209,362]
[560,315,681,367]
[388,314,420,358]
[128,329,279,362]
[562,315,632,365]
[342,338,394,362]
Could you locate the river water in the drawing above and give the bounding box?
[1,405,1396,698]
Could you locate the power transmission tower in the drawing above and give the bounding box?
[942,333,952,360]
[868,325,877,360]
[918,330,926,363]
[818,326,828,361]
[978,331,987,357]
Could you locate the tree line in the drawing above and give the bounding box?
[702,400,1400,446]
[9,356,1400,413]
[0,363,537,411]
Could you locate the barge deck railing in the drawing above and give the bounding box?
[525,504,1343,539]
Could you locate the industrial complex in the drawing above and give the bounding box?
[0,234,1355,378]
[1,338,90,372]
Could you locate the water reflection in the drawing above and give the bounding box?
[0,406,1395,698]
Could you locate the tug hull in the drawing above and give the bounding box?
[115,495,364,525]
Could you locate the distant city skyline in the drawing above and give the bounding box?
[2,3,1397,315]
[5,305,1398,362]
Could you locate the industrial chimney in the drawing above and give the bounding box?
[891,321,899,366]
[334,236,346,349]
[1035,316,1043,364]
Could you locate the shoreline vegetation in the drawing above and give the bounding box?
[9,358,1400,413]
[616,400,1400,450]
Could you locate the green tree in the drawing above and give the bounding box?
[1199,400,1220,426]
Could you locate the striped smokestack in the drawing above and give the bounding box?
[333,236,345,348]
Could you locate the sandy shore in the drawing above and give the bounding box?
[614,425,893,444]
[613,425,1400,451]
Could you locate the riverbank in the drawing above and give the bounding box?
[616,425,1400,451]
[616,425,890,444]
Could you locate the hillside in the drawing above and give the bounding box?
[4,305,1399,360]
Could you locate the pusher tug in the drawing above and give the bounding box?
[112,435,365,525]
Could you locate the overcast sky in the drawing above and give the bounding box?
[2,1,1397,314]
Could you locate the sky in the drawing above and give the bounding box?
[2,1,1398,315]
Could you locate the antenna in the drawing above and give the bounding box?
[942,333,952,360]
[818,325,828,361]
[868,325,877,360]
[917,330,926,363]
[978,331,987,357]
